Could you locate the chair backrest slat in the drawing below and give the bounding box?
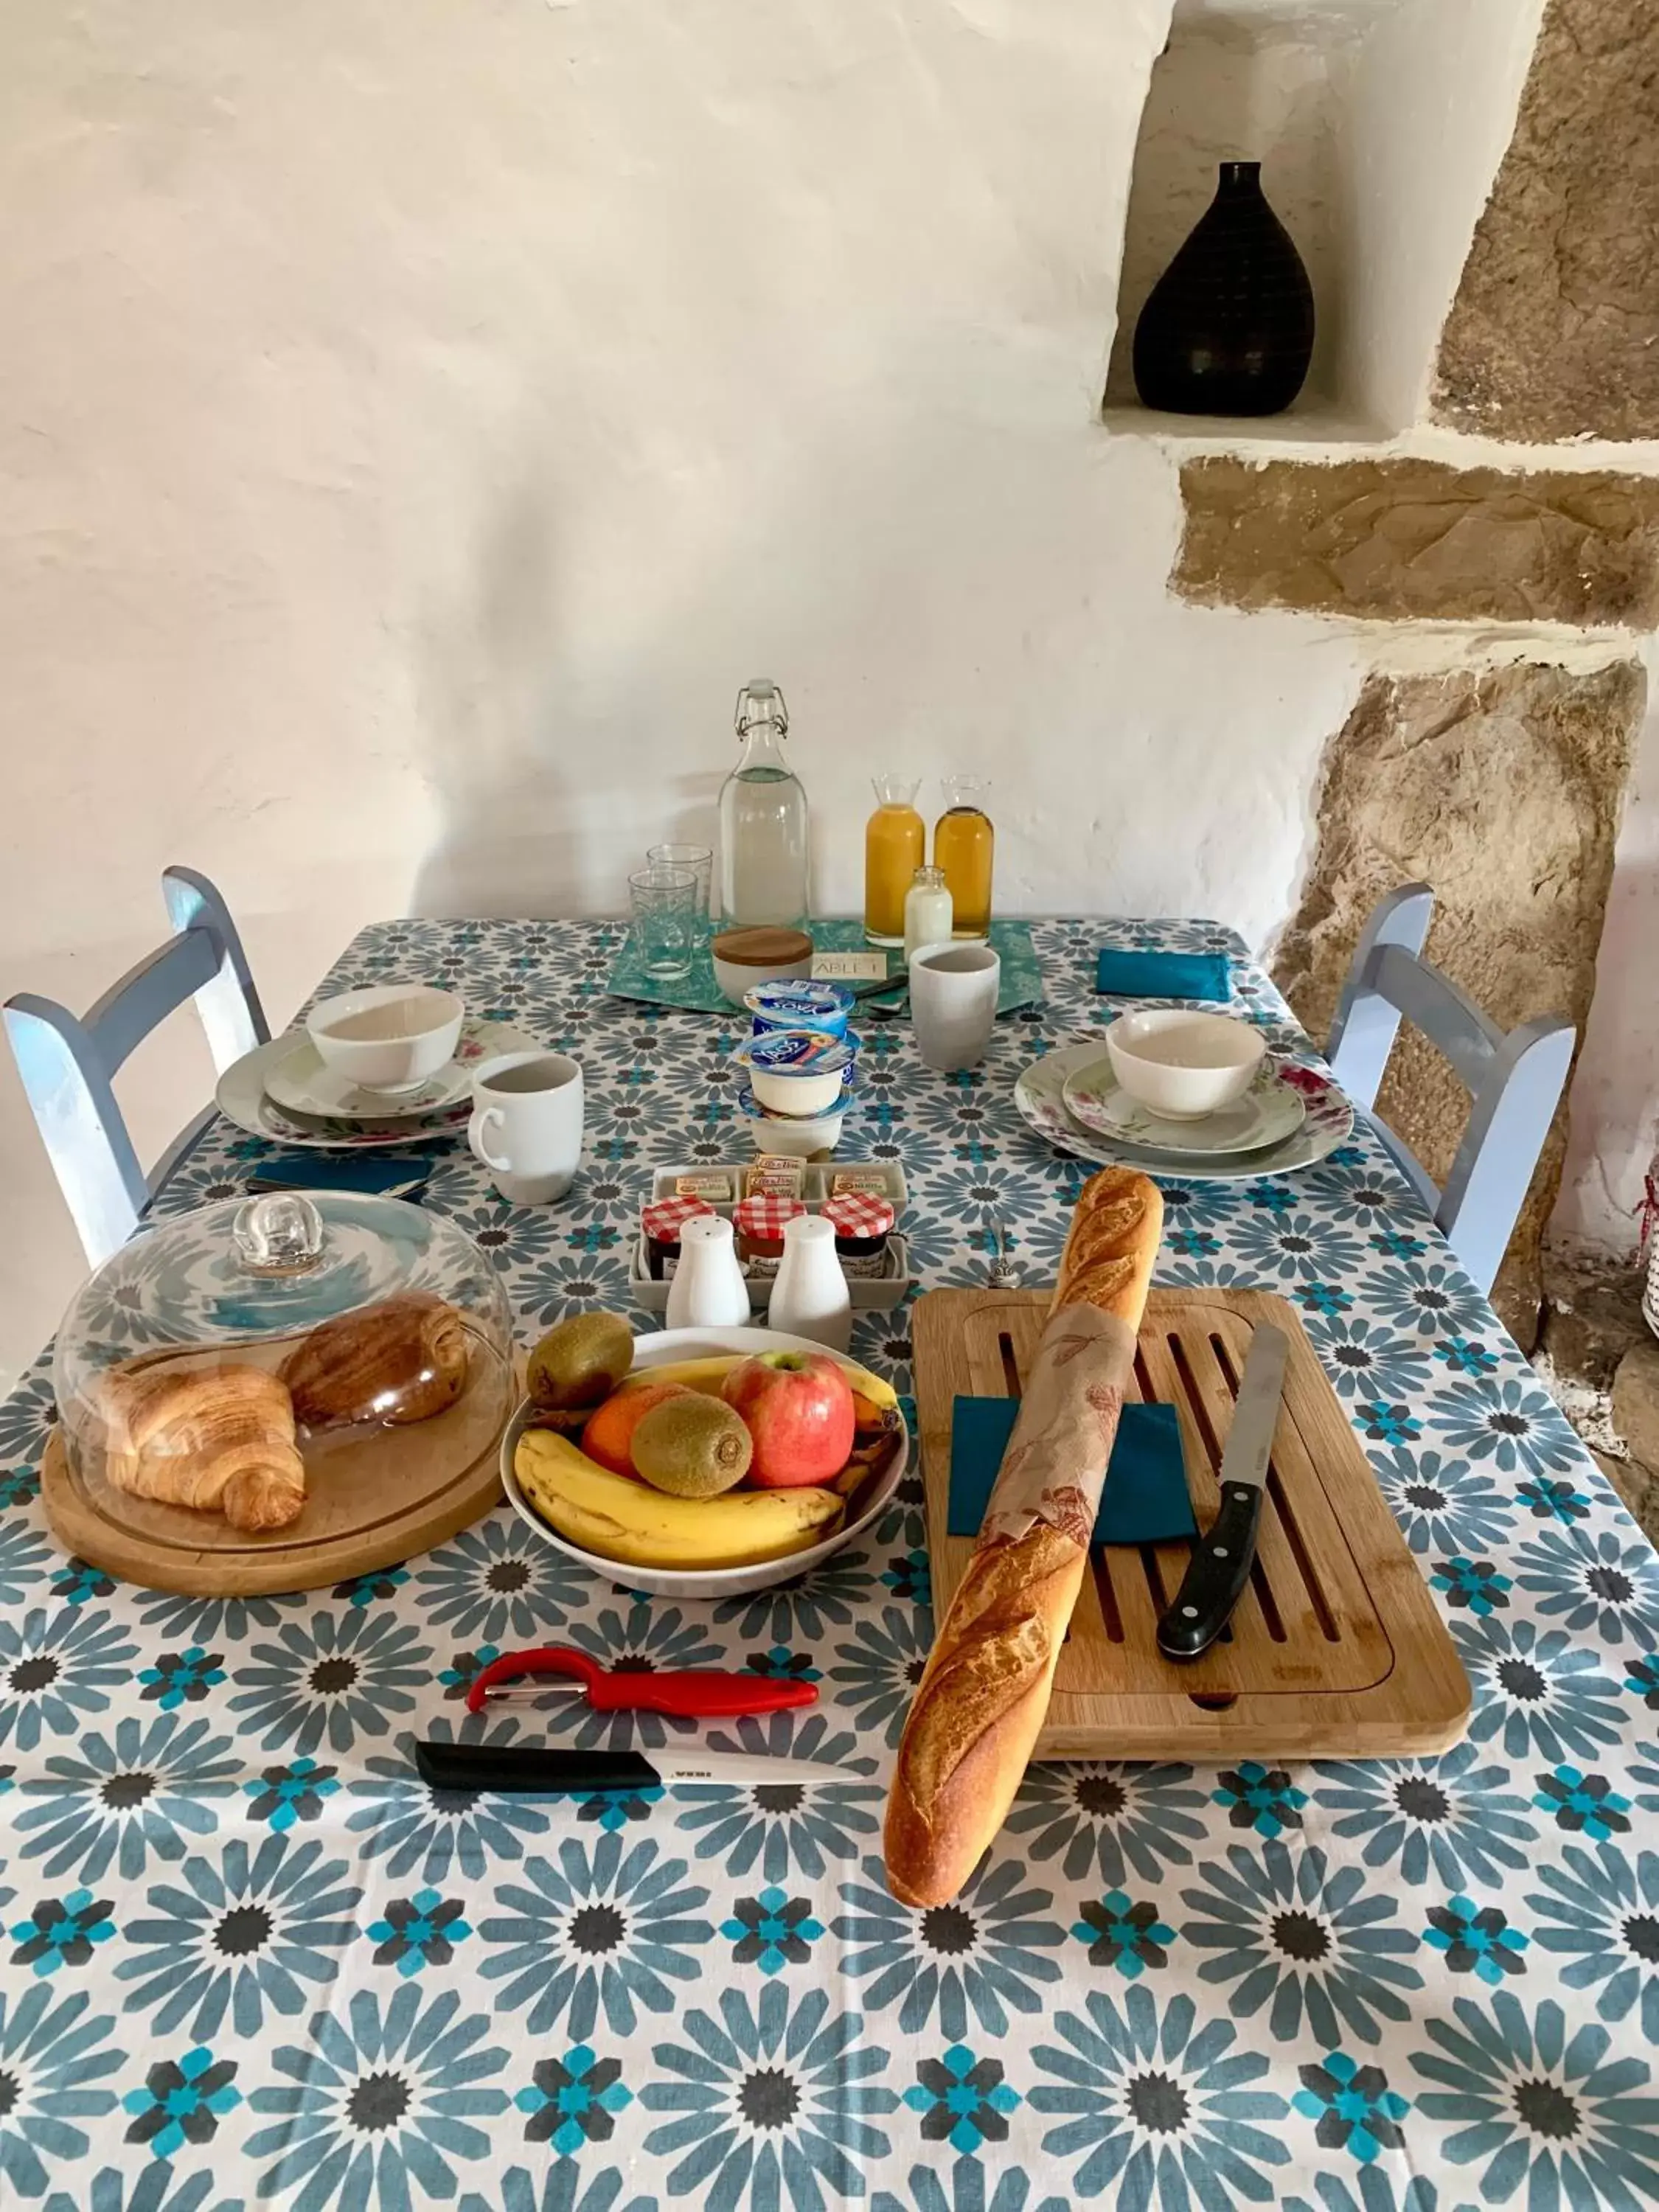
[5,868,268,1268]
[1326,883,1574,1296]
[83,930,222,1075]
[1369,943,1504,1093]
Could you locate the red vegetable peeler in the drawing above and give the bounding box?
[465,1645,818,1719]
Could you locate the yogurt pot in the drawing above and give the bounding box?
[744,979,856,1040]
[740,1029,859,1116]
[737,1088,850,1158]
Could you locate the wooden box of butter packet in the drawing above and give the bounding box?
[630,1161,911,1315]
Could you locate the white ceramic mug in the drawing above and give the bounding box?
[909,940,1001,1072]
[469,1053,583,1205]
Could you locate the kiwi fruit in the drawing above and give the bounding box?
[526,1311,633,1412]
[630,1394,753,1499]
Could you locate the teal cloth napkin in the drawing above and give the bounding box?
[948,1397,1196,1545]
[1096,947,1231,1001]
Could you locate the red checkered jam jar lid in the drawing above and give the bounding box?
[734,1194,807,1239]
[822,1192,896,1241]
[641,1196,716,1242]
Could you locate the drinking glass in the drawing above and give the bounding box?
[647,843,713,928]
[629,864,700,981]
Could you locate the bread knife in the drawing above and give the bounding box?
[1155,1324,1289,1662]
[414,1741,858,1794]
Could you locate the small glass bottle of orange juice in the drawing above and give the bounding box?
[935,776,993,939]
[864,776,925,945]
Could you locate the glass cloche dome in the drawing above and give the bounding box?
[51,1191,515,1555]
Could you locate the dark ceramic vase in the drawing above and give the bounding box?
[1132,161,1315,417]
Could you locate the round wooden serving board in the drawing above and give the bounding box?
[41,1374,509,1597]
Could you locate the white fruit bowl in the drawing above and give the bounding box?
[501,1324,909,1599]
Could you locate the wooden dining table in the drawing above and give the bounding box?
[0,914,1654,2212]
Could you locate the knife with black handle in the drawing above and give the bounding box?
[414,1741,856,1794]
[1155,1324,1289,1662]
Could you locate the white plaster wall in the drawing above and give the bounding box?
[1556,651,1659,1262]
[1,0,1400,1388]
[1333,0,1550,431]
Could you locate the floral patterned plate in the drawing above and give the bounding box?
[1016,1039,1354,1183]
[216,1019,539,1149]
[261,1019,518,1120]
[1061,1054,1306,1155]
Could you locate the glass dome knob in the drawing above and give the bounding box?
[233,1193,326,1275]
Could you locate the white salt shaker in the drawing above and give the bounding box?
[767,1213,852,1352]
[666,1214,752,1329]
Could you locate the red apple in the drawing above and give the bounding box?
[721,1351,856,1488]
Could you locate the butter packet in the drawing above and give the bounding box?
[830,1167,894,1200]
[674,1171,735,1203]
[744,1155,807,1200]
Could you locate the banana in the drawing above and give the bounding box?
[515,1427,844,1571]
[849,1390,901,1433]
[616,1354,745,1395]
[617,1352,899,1411]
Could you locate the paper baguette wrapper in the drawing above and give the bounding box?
[978,1302,1138,1548]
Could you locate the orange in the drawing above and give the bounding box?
[582,1380,690,1474]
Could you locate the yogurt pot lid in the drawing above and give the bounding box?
[744,979,855,1024]
[741,1029,859,1077]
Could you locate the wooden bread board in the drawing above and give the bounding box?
[914,1287,1470,1759]
[40,1339,514,1596]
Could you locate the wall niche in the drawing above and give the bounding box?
[1103,0,1548,448]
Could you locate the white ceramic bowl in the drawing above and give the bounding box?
[1105,1007,1266,1121]
[307,984,465,1095]
[501,1324,908,1598]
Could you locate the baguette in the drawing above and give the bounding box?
[883,1166,1162,1905]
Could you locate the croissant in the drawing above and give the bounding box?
[280,1292,469,1428]
[99,1363,306,1532]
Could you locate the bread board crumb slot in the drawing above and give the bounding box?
[1267,1467,1341,1641]
[1091,1551,1127,1644]
[1169,1334,1220,1469]
[997,1332,1022,1398]
[1250,1557,1287,1642]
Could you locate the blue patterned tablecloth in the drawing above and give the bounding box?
[0,916,1655,2212]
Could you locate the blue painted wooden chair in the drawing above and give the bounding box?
[1325,883,1575,1295]
[5,867,269,1267]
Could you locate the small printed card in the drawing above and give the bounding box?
[811,950,888,982]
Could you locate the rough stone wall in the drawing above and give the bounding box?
[1175,458,1659,628]
[1273,660,1645,1345]
[1432,0,1659,442]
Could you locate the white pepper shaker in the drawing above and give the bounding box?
[767,1212,852,1352]
[666,1213,752,1329]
